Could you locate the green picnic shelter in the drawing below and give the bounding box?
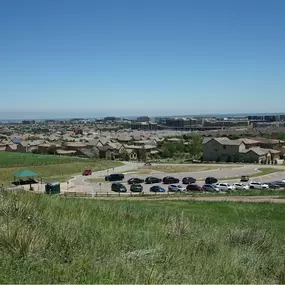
[13,169,39,189]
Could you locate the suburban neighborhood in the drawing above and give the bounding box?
[1,115,285,163]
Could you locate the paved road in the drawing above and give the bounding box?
[67,162,285,194]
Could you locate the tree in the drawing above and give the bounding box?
[47,145,57,155]
[186,134,203,159]
[119,150,130,161]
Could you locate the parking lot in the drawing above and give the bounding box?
[68,163,285,194]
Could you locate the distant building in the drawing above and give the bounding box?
[104,117,120,122]
[22,120,35,124]
[136,116,150,122]
[131,122,157,131]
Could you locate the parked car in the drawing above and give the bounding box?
[263,182,281,189]
[248,182,269,189]
[168,184,186,192]
[233,183,249,190]
[205,177,218,184]
[216,183,235,191]
[272,181,285,187]
[145,176,162,184]
[182,177,196,184]
[130,184,143,192]
[240,175,249,182]
[111,182,127,192]
[163,176,179,184]
[105,173,124,181]
[150,186,165,192]
[202,184,220,192]
[82,169,92,176]
[127,178,144,184]
[186,184,203,191]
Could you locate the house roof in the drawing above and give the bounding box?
[65,142,87,148]
[96,145,114,152]
[7,144,17,150]
[240,147,280,156]
[117,135,132,142]
[11,137,21,143]
[107,142,122,150]
[203,137,212,144]
[236,138,260,144]
[56,149,77,155]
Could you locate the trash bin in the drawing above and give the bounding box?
[45,182,60,194]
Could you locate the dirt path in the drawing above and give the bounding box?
[89,195,285,203]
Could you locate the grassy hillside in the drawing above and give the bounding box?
[0,152,81,167]
[1,191,285,283]
[0,153,123,186]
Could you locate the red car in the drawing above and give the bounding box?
[82,169,92,176]
[186,184,203,191]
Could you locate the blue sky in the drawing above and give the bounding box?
[0,0,285,118]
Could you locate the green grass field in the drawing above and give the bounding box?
[1,190,285,283]
[0,152,123,186]
[0,152,81,167]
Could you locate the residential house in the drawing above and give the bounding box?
[240,148,280,164]
[16,140,44,153]
[254,138,285,149]
[37,142,62,153]
[235,138,260,149]
[125,144,157,161]
[203,137,246,162]
[117,135,133,144]
[0,143,6,152]
[203,137,281,163]
[65,142,88,150]
[5,144,17,152]
[126,149,138,160]
[96,145,114,160]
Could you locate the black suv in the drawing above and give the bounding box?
[105,173,124,181]
[130,184,143,192]
[182,177,196,184]
[145,176,162,184]
[127,178,144,184]
[111,182,127,192]
[162,176,179,184]
[205,177,218,184]
[240,175,249,182]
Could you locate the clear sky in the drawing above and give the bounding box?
[1,0,285,119]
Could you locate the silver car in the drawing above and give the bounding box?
[168,184,186,192]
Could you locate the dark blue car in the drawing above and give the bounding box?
[150,186,165,192]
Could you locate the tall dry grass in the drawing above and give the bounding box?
[0,190,285,283]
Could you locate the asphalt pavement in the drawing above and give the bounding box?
[68,162,285,194]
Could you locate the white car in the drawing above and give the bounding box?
[168,184,186,192]
[233,183,249,190]
[216,183,235,191]
[249,182,269,189]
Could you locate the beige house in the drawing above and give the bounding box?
[5,144,17,152]
[126,149,138,160]
[203,138,246,162]
[203,137,281,163]
[16,140,44,153]
[240,148,280,163]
